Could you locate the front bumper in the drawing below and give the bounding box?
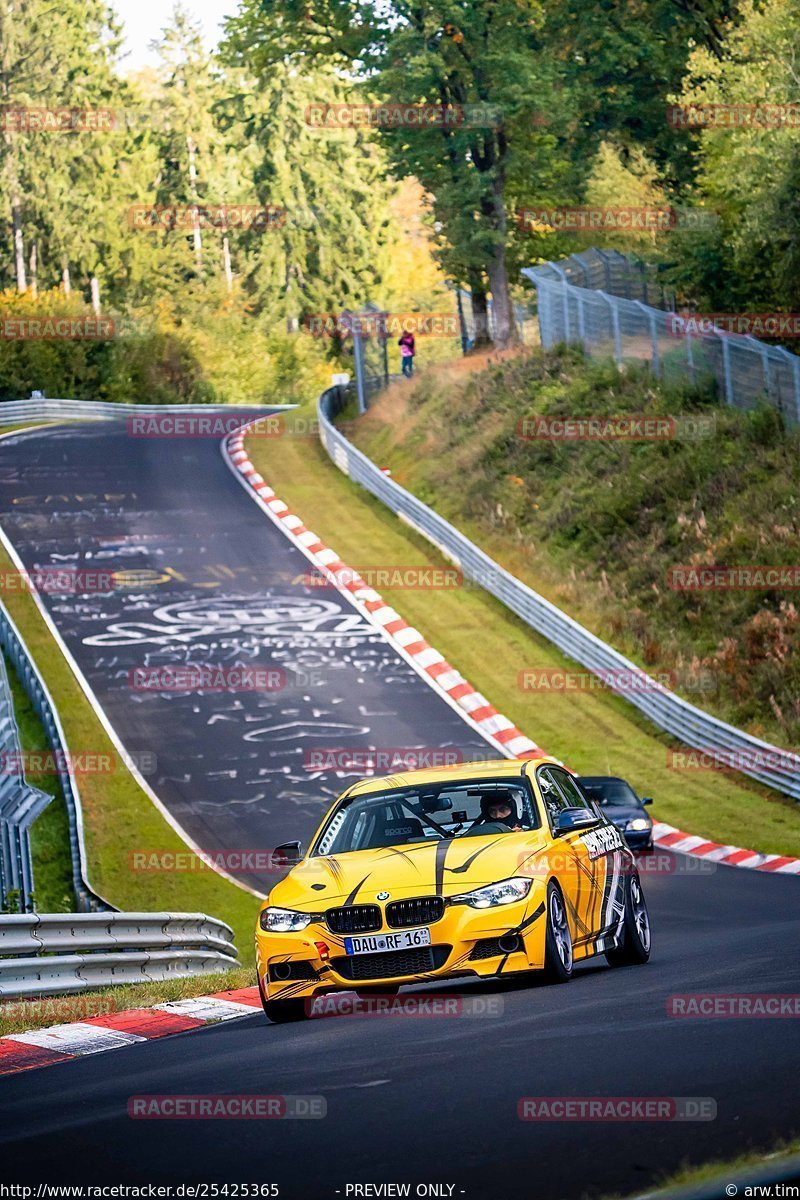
[620,827,654,850]
[256,889,547,1000]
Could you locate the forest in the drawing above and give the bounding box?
[1,0,797,401]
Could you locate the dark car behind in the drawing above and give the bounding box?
[579,776,654,850]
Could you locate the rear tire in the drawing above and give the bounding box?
[543,881,573,983]
[605,873,651,966]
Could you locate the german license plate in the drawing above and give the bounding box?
[344,928,431,955]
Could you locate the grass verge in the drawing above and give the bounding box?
[0,966,256,1037]
[246,395,800,859]
[345,350,800,748]
[0,536,259,951]
[618,1138,800,1198]
[2,652,74,912]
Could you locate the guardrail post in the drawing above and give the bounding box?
[776,346,800,426]
[598,292,623,366]
[684,325,696,385]
[353,330,367,415]
[634,300,660,378]
[717,331,735,409]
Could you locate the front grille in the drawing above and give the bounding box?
[326,905,381,934]
[331,945,451,982]
[386,896,445,928]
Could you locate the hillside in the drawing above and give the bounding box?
[345,348,800,749]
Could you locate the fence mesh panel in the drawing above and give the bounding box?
[523,249,800,426]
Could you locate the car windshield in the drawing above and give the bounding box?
[313,779,539,856]
[581,779,639,807]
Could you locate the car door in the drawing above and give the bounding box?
[538,766,616,955]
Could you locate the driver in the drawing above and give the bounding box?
[473,790,522,832]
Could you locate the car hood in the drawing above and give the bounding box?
[604,804,651,826]
[268,832,549,909]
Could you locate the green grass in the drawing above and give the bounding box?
[0,966,256,1037]
[247,390,800,859]
[348,348,800,749]
[614,1138,800,1198]
[0,539,260,952]
[2,652,75,913]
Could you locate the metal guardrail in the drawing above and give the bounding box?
[523,247,800,426]
[318,382,800,802]
[0,601,112,912]
[0,398,288,425]
[0,653,51,913]
[0,912,238,997]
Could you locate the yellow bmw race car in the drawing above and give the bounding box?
[255,756,651,1022]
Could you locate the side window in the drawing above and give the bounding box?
[551,768,595,813]
[536,767,572,830]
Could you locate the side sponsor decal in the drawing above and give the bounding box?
[581,824,625,861]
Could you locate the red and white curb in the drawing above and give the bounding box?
[652,822,800,874]
[224,425,545,762]
[224,423,800,880]
[0,986,261,1077]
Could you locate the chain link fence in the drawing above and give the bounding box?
[522,247,800,426]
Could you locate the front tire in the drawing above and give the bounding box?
[543,881,573,983]
[257,974,308,1023]
[605,872,651,966]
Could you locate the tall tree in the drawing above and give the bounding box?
[224,0,559,348]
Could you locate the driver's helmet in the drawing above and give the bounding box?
[479,788,519,828]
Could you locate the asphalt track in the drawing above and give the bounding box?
[1,856,799,1197]
[0,419,798,1197]
[0,418,490,890]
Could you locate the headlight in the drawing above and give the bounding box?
[259,907,313,932]
[451,877,532,909]
[627,818,651,832]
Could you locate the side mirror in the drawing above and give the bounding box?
[641,797,653,806]
[556,808,599,835]
[274,840,303,867]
